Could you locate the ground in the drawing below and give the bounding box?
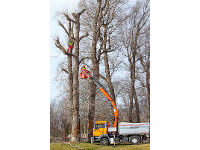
[50,142,150,150]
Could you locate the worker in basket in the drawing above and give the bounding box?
[80,65,86,79]
[67,39,74,53]
[81,65,86,70]
[80,65,91,79]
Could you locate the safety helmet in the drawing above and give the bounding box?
[82,65,85,68]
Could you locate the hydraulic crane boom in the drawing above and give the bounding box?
[80,67,119,127]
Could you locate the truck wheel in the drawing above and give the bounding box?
[100,138,109,146]
[130,136,140,145]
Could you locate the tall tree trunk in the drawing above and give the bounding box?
[70,9,87,142]
[138,37,150,122]
[63,22,73,142]
[146,41,150,122]
[87,0,102,142]
[87,53,99,142]
[128,64,134,122]
[129,60,140,123]
[129,31,140,123]
[68,21,73,115]
[71,13,80,142]
[103,25,116,103]
[146,70,150,122]
[87,31,100,143]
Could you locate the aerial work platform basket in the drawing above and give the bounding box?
[79,67,91,79]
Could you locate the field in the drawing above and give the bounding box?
[50,142,150,150]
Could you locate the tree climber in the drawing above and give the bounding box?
[67,39,74,53]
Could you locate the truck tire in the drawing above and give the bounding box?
[130,135,140,145]
[100,138,109,146]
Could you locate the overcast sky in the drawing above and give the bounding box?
[50,0,79,100]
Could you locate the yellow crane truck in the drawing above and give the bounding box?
[80,67,150,145]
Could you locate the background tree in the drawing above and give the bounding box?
[100,0,128,103]
[137,26,150,121]
[120,0,150,123]
[50,99,62,138]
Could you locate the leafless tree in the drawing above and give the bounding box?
[54,8,88,142]
[50,99,64,139]
[137,27,150,121]
[120,0,150,123]
[78,0,108,142]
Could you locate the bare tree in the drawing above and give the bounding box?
[137,28,150,121]
[54,8,88,142]
[120,0,150,123]
[50,99,66,140]
[50,100,62,138]
[78,0,108,142]
[100,0,128,104]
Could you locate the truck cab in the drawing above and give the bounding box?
[92,121,111,143]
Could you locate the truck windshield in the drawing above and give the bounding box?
[94,123,105,129]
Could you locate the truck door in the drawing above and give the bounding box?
[93,123,106,137]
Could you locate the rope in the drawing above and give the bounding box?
[63,142,84,150]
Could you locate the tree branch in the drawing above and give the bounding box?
[80,32,89,41]
[101,0,108,10]
[99,74,107,82]
[63,13,76,23]
[58,20,76,41]
[62,68,69,74]
[79,57,91,64]
[78,9,86,15]
[99,49,115,55]
[54,37,78,58]
[72,13,77,20]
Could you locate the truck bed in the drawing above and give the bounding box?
[118,122,150,135]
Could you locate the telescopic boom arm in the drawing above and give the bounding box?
[80,68,119,127]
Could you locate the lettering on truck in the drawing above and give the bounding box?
[120,123,149,126]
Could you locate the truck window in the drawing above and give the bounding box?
[94,123,105,129]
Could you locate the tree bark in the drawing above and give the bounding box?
[71,12,81,142]
[102,25,116,103]
[68,21,73,113]
[128,60,140,123]
[128,29,140,123]
[146,70,150,121]
[87,0,102,142]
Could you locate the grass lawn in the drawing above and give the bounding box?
[50,142,150,150]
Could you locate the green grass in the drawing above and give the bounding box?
[50,142,150,150]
